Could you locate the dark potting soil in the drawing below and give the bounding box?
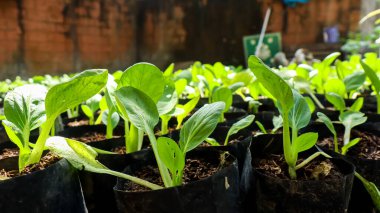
[0,148,19,160]
[253,154,343,181]
[67,119,89,127]
[0,153,60,179]
[319,130,380,160]
[122,155,234,192]
[72,132,121,143]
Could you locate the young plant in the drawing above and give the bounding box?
[115,86,225,187]
[224,115,255,145]
[317,111,367,155]
[2,70,108,170]
[175,96,200,129]
[211,87,232,122]
[2,84,48,170]
[316,112,379,210]
[249,56,323,179]
[103,74,119,139]
[361,60,380,114]
[81,94,102,125]
[116,63,165,153]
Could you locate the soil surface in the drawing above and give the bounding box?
[122,154,233,192]
[0,152,60,179]
[318,130,380,160]
[71,132,120,143]
[0,148,19,160]
[253,154,343,181]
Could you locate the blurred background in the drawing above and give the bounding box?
[0,0,378,78]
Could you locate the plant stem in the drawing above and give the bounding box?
[333,134,338,153]
[146,128,172,187]
[282,113,297,179]
[106,112,113,139]
[27,117,55,165]
[295,152,322,170]
[124,118,129,152]
[137,129,144,150]
[343,126,350,146]
[309,91,325,109]
[160,116,170,135]
[126,124,138,153]
[104,169,163,190]
[89,115,94,125]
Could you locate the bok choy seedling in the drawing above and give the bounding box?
[316,112,379,210]
[81,94,102,125]
[361,60,380,114]
[2,70,108,170]
[249,56,325,180]
[114,86,225,187]
[116,63,165,153]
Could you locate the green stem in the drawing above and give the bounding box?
[146,128,172,187]
[309,91,325,109]
[161,116,170,135]
[126,124,138,153]
[333,134,338,153]
[295,152,322,170]
[27,117,55,165]
[219,112,225,123]
[89,116,94,125]
[104,169,163,190]
[137,129,144,151]
[343,127,350,146]
[282,113,297,179]
[106,113,113,139]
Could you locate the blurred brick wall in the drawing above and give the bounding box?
[0,0,136,78]
[0,0,361,78]
[259,0,361,46]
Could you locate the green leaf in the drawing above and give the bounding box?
[316,112,336,136]
[304,96,316,113]
[228,82,245,93]
[118,63,164,103]
[355,172,380,211]
[322,52,341,67]
[361,60,380,94]
[341,138,360,155]
[288,90,311,131]
[85,94,102,113]
[293,132,318,153]
[81,105,94,120]
[157,137,185,183]
[324,79,346,97]
[225,115,255,145]
[343,72,366,92]
[104,74,118,112]
[211,87,232,112]
[231,70,254,86]
[45,69,108,119]
[179,102,225,152]
[2,121,23,150]
[174,79,187,96]
[248,56,293,113]
[272,115,283,133]
[255,121,268,134]
[205,138,220,146]
[176,96,200,128]
[4,84,47,142]
[339,111,367,131]
[101,110,120,129]
[46,136,162,190]
[115,86,159,132]
[157,80,178,116]
[163,63,175,77]
[350,97,364,112]
[326,92,346,111]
